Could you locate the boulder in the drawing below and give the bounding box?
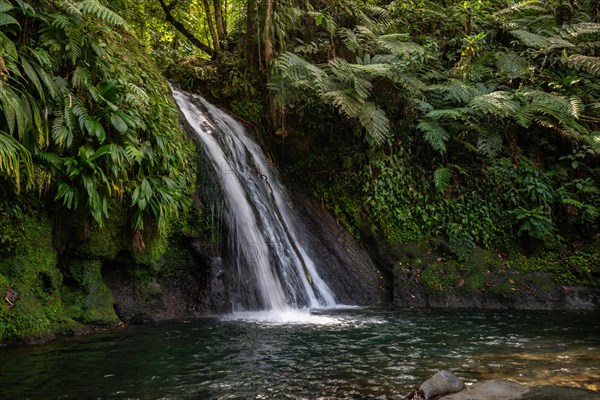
[408,370,466,400]
[439,379,529,400]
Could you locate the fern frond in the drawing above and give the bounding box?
[418,118,450,153]
[496,52,530,79]
[377,34,423,56]
[476,130,503,157]
[510,29,574,50]
[338,27,361,55]
[0,130,34,192]
[433,166,452,192]
[357,103,389,146]
[566,55,600,77]
[71,66,91,90]
[427,80,478,106]
[125,83,150,107]
[492,0,543,20]
[78,0,127,27]
[557,23,600,40]
[425,108,467,121]
[468,91,520,120]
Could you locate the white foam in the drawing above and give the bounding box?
[223,308,342,325]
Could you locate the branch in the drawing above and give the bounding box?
[157,0,216,58]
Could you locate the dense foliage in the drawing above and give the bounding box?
[0,0,196,342]
[1,0,599,341]
[0,0,194,238]
[263,0,600,256]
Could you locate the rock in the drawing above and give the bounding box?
[525,385,600,400]
[439,379,529,400]
[290,190,389,306]
[406,370,466,400]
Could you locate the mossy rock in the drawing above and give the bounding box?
[0,214,69,342]
[61,259,119,325]
[70,207,128,260]
[131,228,170,268]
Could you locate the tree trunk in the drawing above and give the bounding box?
[202,0,220,51]
[157,0,216,58]
[263,0,274,70]
[244,0,258,66]
[213,0,227,39]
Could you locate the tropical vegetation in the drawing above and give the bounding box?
[0,0,599,341]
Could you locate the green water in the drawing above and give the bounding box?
[0,309,598,399]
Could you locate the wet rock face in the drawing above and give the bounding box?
[103,251,230,324]
[291,190,389,306]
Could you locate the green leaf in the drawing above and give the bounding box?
[0,2,14,13]
[110,113,128,133]
[0,13,19,28]
[85,117,106,142]
[89,144,111,162]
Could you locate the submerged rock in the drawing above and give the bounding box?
[439,380,529,400]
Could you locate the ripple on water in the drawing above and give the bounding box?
[0,309,598,399]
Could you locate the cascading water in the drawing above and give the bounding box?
[171,86,337,312]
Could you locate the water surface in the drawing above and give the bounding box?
[0,308,598,399]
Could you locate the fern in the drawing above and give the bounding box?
[418,119,450,154]
[377,34,423,56]
[427,80,478,106]
[510,29,574,50]
[496,52,530,79]
[0,130,33,192]
[566,55,600,77]
[433,166,452,192]
[468,91,520,120]
[357,103,389,145]
[476,130,503,157]
[78,0,127,27]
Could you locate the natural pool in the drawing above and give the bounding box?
[0,308,598,399]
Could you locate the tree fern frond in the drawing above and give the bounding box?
[418,118,450,153]
[57,0,82,18]
[477,130,503,157]
[468,91,520,120]
[425,108,467,121]
[357,103,389,146]
[338,27,361,54]
[510,29,574,50]
[557,23,600,40]
[322,89,364,117]
[427,80,478,106]
[492,0,543,20]
[496,52,530,79]
[78,0,127,27]
[377,34,423,56]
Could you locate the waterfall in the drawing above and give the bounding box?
[171,86,337,312]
